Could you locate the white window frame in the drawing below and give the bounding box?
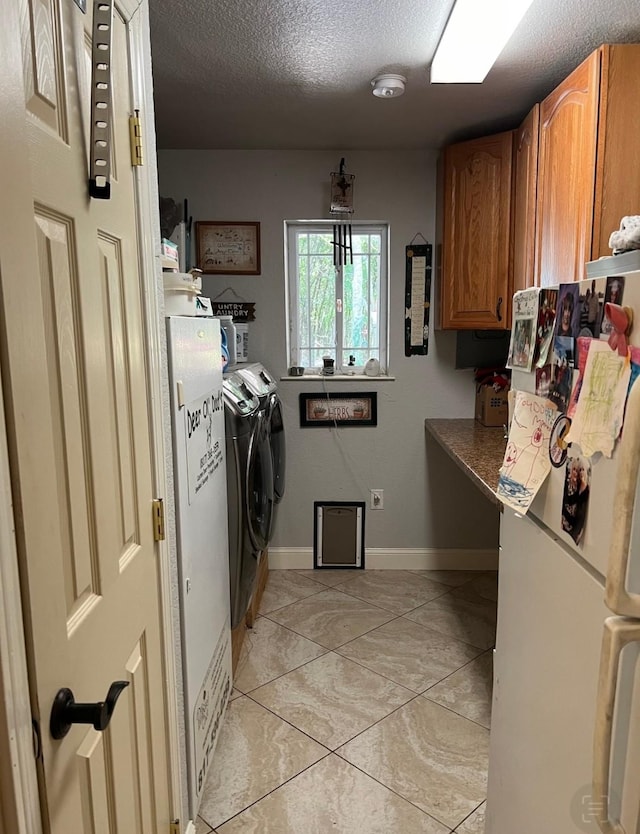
[284,220,389,375]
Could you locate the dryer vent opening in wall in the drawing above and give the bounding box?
[314,502,365,569]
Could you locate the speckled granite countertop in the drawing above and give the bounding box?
[425,419,506,510]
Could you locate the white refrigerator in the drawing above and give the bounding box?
[486,270,640,834]
[166,316,232,818]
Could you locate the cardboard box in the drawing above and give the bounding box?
[475,385,509,427]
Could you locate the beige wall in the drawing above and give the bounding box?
[158,149,499,554]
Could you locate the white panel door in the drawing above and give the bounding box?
[0,0,171,831]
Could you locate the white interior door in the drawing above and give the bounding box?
[0,0,172,831]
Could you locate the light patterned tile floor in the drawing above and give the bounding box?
[198,568,497,833]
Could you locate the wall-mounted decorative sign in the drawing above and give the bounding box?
[330,157,355,215]
[299,392,377,427]
[405,238,432,356]
[195,221,261,275]
[210,302,256,322]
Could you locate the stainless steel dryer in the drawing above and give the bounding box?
[234,363,286,515]
[222,372,274,628]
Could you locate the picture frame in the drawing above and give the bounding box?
[299,392,377,427]
[195,221,261,275]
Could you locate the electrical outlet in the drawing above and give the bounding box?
[370,489,384,510]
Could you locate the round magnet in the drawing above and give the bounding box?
[549,414,572,468]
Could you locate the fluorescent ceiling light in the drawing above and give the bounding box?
[431,0,535,83]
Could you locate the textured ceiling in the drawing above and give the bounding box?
[150,0,640,150]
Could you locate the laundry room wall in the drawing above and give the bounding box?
[158,150,499,566]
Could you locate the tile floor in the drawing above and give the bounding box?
[196,568,497,834]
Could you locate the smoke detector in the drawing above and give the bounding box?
[370,74,406,98]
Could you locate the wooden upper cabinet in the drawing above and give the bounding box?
[535,50,600,288]
[512,105,539,292]
[536,44,640,287]
[440,131,514,330]
[592,45,640,258]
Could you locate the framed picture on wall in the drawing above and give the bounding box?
[299,392,377,427]
[195,221,261,275]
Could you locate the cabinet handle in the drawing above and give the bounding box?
[496,297,503,322]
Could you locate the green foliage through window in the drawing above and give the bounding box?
[287,223,388,373]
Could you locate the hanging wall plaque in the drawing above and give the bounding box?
[210,302,256,322]
[405,242,432,356]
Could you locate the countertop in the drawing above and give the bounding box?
[424,419,507,510]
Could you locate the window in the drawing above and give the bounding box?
[285,221,389,374]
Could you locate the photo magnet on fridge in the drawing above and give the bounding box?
[561,455,591,545]
[535,288,558,368]
[554,284,581,343]
[578,278,605,338]
[600,275,625,337]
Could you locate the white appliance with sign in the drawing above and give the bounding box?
[166,316,232,818]
[486,270,640,834]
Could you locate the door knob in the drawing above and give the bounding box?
[50,681,129,740]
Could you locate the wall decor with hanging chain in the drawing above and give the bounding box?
[330,158,355,266]
[405,235,432,356]
[209,286,256,321]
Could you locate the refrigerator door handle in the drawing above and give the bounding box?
[606,379,640,617]
[593,616,640,834]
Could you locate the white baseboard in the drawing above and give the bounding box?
[268,547,498,571]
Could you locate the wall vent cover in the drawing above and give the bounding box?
[313,501,365,569]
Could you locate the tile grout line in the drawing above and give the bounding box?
[235,646,332,697]
[250,614,330,648]
[232,620,330,694]
[451,797,486,832]
[332,746,457,832]
[240,652,417,749]
[261,582,479,649]
[257,583,327,616]
[421,646,493,695]
[420,693,492,733]
[336,570,456,616]
[397,611,495,652]
[263,583,403,621]
[419,648,494,730]
[221,571,495,830]
[250,597,492,694]
[333,633,483,696]
[202,749,334,830]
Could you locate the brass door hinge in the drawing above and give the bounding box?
[169,822,180,834]
[152,499,165,541]
[129,110,143,166]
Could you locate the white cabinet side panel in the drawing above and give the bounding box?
[486,510,607,833]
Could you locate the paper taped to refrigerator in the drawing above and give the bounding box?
[565,341,630,458]
[497,391,556,513]
[507,288,539,371]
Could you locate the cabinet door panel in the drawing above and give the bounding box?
[535,50,600,287]
[513,105,539,292]
[593,45,640,260]
[441,132,513,329]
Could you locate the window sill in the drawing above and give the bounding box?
[280,373,396,382]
